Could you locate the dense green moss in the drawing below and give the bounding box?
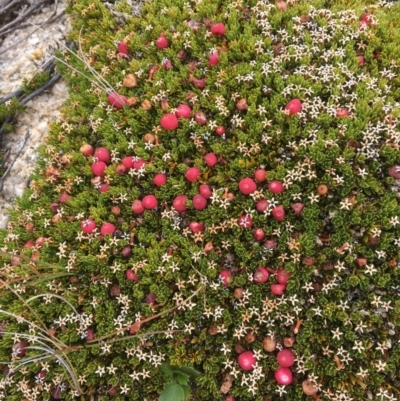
[1,0,400,400]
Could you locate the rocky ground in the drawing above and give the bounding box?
[0,0,70,228]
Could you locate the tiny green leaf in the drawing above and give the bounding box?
[158,383,185,401]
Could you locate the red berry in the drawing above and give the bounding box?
[268,180,284,194]
[270,283,286,296]
[81,219,96,234]
[189,222,205,233]
[360,12,372,25]
[208,52,219,66]
[24,240,35,248]
[253,228,265,241]
[199,184,212,198]
[285,98,302,115]
[122,156,134,169]
[219,270,232,287]
[142,195,158,209]
[336,107,350,118]
[173,195,188,212]
[276,268,291,285]
[175,104,191,119]
[156,35,169,49]
[239,177,257,195]
[204,153,218,167]
[160,113,179,130]
[256,199,269,213]
[253,266,269,283]
[237,351,256,371]
[215,126,225,136]
[194,111,207,125]
[117,41,129,55]
[238,215,253,228]
[132,200,144,214]
[153,173,167,187]
[100,222,115,236]
[13,341,28,357]
[107,92,127,109]
[126,269,139,281]
[357,54,365,66]
[193,194,207,210]
[210,22,226,36]
[185,167,201,182]
[277,349,294,368]
[94,147,111,163]
[254,168,267,182]
[80,144,94,157]
[272,205,285,221]
[275,367,293,385]
[91,161,107,177]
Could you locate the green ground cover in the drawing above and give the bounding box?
[1,0,400,400]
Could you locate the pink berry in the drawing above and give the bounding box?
[133,158,146,170]
[59,193,70,204]
[215,126,225,136]
[142,195,158,209]
[274,367,293,385]
[210,22,226,36]
[173,195,188,212]
[132,200,144,214]
[277,349,294,368]
[117,41,129,55]
[238,215,253,229]
[194,111,207,125]
[175,104,192,119]
[268,180,284,194]
[100,222,115,236]
[389,165,400,179]
[264,239,277,250]
[12,341,28,357]
[237,351,256,371]
[253,228,265,241]
[189,222,205,233]
[94,147,111,163]
[153,173,167,187]
[253,266,269,283]
[156,35,169,49]
[285,98,302,115]
[204,153,218,167]
[276,268,291,285]
[185,167,201,182]
[107,92,127,109]
[219,270,232,287]
[239,177,257,195]
[126,269,139,281]
[357,54,365,66]
[91,161,107,177]
[291,202,305,217]
[80,144,94,157]
[81,219,96,234]
[193,194,207,210]
[272,205,285,222]
[360,12,372,25]
[336,107,350,118]
[160,113,179,130]
[122,156,134,169]
[115,164,126,175]
[254,168,267,182]
[24,240,35,248]
[208,53,219,66]
[256,199,269,213]
[271,283,286,296]
[199,184,212,199]
[98,183,109,193]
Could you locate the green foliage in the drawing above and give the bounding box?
[1,0,400,400]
